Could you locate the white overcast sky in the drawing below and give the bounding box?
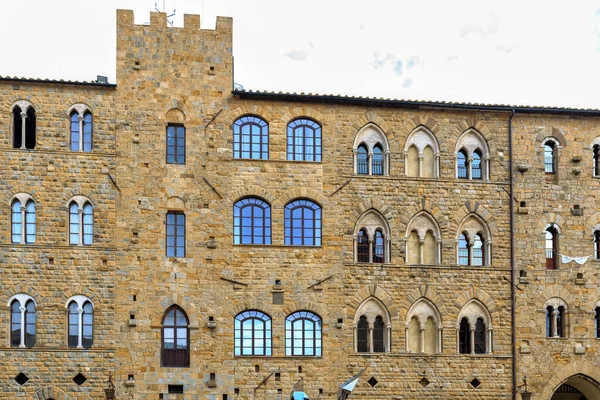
[2,1,600,108]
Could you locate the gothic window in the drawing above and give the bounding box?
[457,300,492,354]
[455,129,490,180]
[9,295,36,348]
[356,315,369,352]
[69,198,93,245]
[545,299,567,338]
[284,199,321,246]
[353,297,391,353]
[593,143,600,177]
[594,231,600,260]
[285,311,322,356]
[287,118,322,162]
[406,298,442,354]
[405,212,441,265]
[373,316,385,352]
[353,123,390,176]
[233,115,268,160]
[67,296,93,349]
[405,127,440,178]
[11,196,36,244]
[472,234,484,266]
[545,224,559,270]
[354,209,390,263]
[458,234,469,266]
[456,215,491,266]
[166,211,185,257]
[166,124,185,164]
[233,197,271,245]
[70,109,93,152]
[234,310,272,356]
[12,103,36,149]
[162,305,190,367]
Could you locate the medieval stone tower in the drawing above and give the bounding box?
[2,9,600,400]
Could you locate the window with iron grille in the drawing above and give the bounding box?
[287,118,321,162]
[357,229,369,263]
[356,144,368,175]
[472,150,482,179]
[167,124,185,164]
[457,149,468,179]
[594,145,600,176]
[233,116,268,159]
[545,226,558,269]
[458,234,469,265]
[544,142,556,174]
[372,145,384,175]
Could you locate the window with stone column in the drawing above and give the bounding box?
[353,209,390,263]
[404,126,440,178]
[405,212,441,265]
[352,123,390,176]
[68,196,93,246]
[457,300,492,354]
[68,104,93,152]
[456,215,491,266]
[66,295,93,349]
[353,297,391,353]
[10,194,36,244]
[545,298,567,338]
[11,100,36,149]
[405,298,442,354]
[455,129,490,181]
[9,294,36,348]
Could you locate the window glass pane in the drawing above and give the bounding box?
[11,200,22,243]
[70,113,80,151]
[83,113,93,152]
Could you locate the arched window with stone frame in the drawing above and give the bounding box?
[455,129,490,181]
[66,295,93,349]
[68,196,94,246]
[545,223,560,270]
[545,298,567,338]
[353,209,391,263]
[162,305,190,367]
[233,115,269,160]
[68,104,93,152]
[456,214,491,266]
[10,194,36,244]
[405,298,442,354]
[404,126,440,178]
[353,297,391,353]
[405,211,442,266]
[11,100,36,149]
[456,299,492,354]
[352,123,390,176]
[9,294,36,348]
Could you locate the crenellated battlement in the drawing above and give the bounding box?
[116,9,232,33]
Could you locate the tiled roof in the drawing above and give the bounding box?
[233,89,600,116]
[0,75,116,88]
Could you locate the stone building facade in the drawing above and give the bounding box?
[1,8,599,400]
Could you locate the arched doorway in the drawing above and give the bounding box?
[550,374,600,400]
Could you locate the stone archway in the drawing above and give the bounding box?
[549,374,600,400]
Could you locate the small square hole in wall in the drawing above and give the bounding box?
[319,388,323,394]
[159,394,164,400]
[519,270,527,278]
[128,374,134,380]
[102,259,108,266]
[168,385,184,394]
[14,372,29,386]
[419,377,430,388]
[73,373,87,386]
[277,389,282,394]
[48,257,54,265]
[204,203,209,208]
[223,395,228,400]
[133,294,137,301]
[133,232,138,238]
[298,366,302,373]
[234,388,239,395]
[143,163,149,168]
[137,256,141,262]
[577,272,584,279]
[367,377,378,387]
[275,372,281,381]
[470,378,481,388]
[338,318,343,324]
[210,373,216,380]
[255,365,260,373]
[130,314,135,320]
[520,201,526,207]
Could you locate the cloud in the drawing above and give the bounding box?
[284,49,308,61]
[496,45,514,54]
[372,53,421,76]
[446,55,459,62]
[372,52,397,69]
[460,12,500,39]
[393,60,403,75]
[402,78,413,88]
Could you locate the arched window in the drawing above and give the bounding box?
[545,299,567,338]
[287,118,322,162]
[459,317,470,354]
[284,199,321,246]
[356,144,368,175]
[404,126,440,178]
[556,306,565,338]
[166,211,185,257]
[9,296,36,348]
[69,199,93,246]
[356,229,369,263]
[457,149,468,179]
[162,306,190,367]
[472,150,482,180]
[546,306,554,338]
[406,298,442,354]
[12,105,36,149]
[458,234,469,266]
[372,145,384,175]
[233,116,268,160]
[11,198,36,244]
[233,198,271,245]
[285,311,322,356]
[356,315,369,352]
[354,297,391,353]
[595,231,600,260]
[373,230,385,263]
[595,307,600,339]
[67,296,93,349]
[353,124,390,176]
[405,212,442,265]
[234,310,272,356]
[593,144,600,177]
[545,225,559,270]
[457,300,492,354]
[70,110,93,152]
[472,234,484,266]
[544,141,557,174]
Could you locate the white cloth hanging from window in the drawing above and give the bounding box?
[559,254,590,265]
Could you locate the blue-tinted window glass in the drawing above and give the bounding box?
[457,150,468,179]
[166,212,185,257]
[357,144,368,175]
[68,302,79,347]
[167,125,186,164]
[372,144,383,175]
[233,198,271,245]
[234,310,272,356]
[11,200,22,244]
[458,234,469,266]
[285,311,322,356]
[284,199,321,246]
[162,306,190,367]
[472,150,482,180]
[24,300,36,347]
[70,112,80,151]
[233,116,268,159]
[287,118,322,161]
[25,200,36,244]
[82,203,93,245]
[10,301,21,347]
[473,234,484,266]
[83,112,93,152]
[82,302,93,348]
[69,202,80,245]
